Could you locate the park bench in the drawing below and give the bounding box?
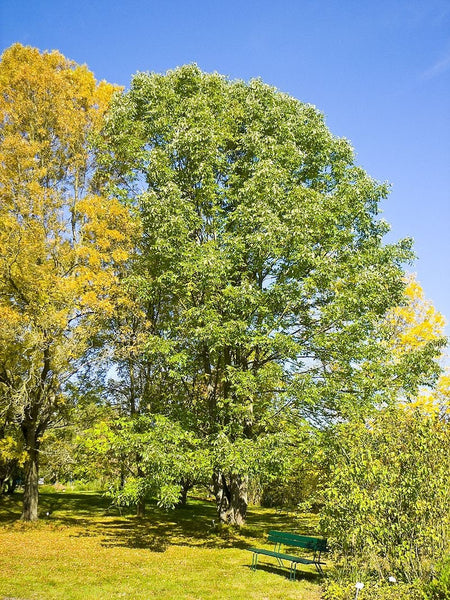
[247,530,328,580]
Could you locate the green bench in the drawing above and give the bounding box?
[247,530,328,580]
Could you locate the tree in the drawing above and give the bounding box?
[263,277,446,516]
[80,414,211,513]
[0,44,132,520]
[98,65,436,524]
[377,275,446,401]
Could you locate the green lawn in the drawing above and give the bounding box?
[0,489,325,599]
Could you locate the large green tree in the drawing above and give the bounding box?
[98,65,436,524]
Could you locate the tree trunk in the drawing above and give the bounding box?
[136,498,146,518]
[6,475,19,495]
[135,463,146,517]
[213,471,248,525]
[176,479,191,507]
[21,435,40,521]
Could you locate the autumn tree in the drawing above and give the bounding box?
[98,66,441,525]
[0,44,133,520]
[373,275,446,401]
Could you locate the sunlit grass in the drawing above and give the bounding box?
[0,489,324,599]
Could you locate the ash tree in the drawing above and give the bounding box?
[98,65,429,525]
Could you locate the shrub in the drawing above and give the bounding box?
[321,577,424,600]
[425,555,450,599]
[321,407,450,582]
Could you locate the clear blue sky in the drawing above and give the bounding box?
[2,0,449,334]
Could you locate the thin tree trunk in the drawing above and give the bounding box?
[6,475,19,495]
[136,498,146,518]
[21,432,40,521]
[136,465,145,517]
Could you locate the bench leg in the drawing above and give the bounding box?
[289,562,297,581]
[314,552,324,575]
[251,553,258,571]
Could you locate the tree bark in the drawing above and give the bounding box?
[213,471,248,525]
[21,430,40,521]
[136,498,146,518]
[176,479,191,507]
[134,462,146,517]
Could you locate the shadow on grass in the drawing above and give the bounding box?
[244,561,323,583]
[0,490,132,527]
[0,491,322,562]
[96,499,252,551]
[0,494,23,523]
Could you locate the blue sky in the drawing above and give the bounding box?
[2,0,450,334]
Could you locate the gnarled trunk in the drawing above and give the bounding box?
[213,471,248,525]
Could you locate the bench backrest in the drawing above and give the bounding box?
[268,530,328,552]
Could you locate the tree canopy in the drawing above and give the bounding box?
[97,65,440,523]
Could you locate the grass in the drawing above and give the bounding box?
[0,489,325,600]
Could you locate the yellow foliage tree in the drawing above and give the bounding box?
[0,44,132,520]
[405,371,450,416]
[387,276,446,353]
[382,275,447,401]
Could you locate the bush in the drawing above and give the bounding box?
[260,425,326,511]
[321,407,450,582]
[425,555,450,599]
[321,578,424,600]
